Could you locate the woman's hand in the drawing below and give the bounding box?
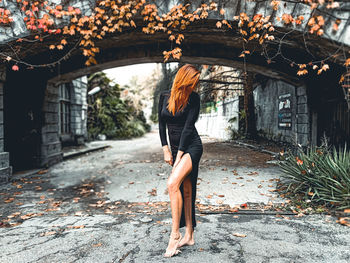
[162,145,173,166]
[172,150,184,172]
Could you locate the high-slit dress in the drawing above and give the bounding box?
[158,90,203,230]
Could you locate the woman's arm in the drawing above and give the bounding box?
[159,92,173,165]
[158,92,168,147]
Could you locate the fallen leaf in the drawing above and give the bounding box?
[240,203,248,208]
[148,188,157,196]
[74,211,84,216]
[337,217,350,226]
[4,198,14,203]
[40,231,56,236]
[233,233,246,237]
[73,225,85,229]
[93,243,102,247]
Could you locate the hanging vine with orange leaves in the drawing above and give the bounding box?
[0,0,349,82]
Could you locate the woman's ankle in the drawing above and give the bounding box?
[184,228,193,237]
[170,231,181,239]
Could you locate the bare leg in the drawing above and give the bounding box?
[164,153,193,257]
[178,176,195,247]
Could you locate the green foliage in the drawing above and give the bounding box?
[87,72,150,140]
[227,111,246,140]
[278,142,350,210]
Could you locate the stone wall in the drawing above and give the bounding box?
[254,79,310,146]
[40,83,63,167]
[197,97,240,140]
[0,67,11,182]
[70,76,88,144]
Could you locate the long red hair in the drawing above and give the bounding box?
[167,64,200,115]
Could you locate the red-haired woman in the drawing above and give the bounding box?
[158,64,203,257]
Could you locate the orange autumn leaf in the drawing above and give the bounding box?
[233,233,247,237]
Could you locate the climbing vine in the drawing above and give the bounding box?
[0,0,349,81]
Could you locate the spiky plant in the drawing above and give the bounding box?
[278,141,350,210]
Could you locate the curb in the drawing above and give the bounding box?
[228,140,279,156]
[11,168,42,181]
[62,145,111,160]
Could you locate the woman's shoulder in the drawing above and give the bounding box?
[190,91,200,101]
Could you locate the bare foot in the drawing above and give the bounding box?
[164,232,182,258]
[178,233,195,248]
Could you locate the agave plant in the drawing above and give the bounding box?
[278,143,350,210]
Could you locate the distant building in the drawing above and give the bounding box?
[0,72,88,182]
[58,77,88,146]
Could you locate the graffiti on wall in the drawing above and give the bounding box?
[278,94,292,129]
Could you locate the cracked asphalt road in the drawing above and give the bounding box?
[1,130,349,263]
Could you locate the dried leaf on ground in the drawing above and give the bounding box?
[148,188,157,196]
[93,243,102,247]
[233,233,247,237]
[337,217,350,226]
[40,231,56,236]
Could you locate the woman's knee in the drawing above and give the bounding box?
[167,177,179,194]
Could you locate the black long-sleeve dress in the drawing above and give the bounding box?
[158,90,203,229]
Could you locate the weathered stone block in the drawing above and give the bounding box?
[39,152,63,167]
[47,84,60,95]
[297,104,308,114]
[0,139,3,152]
[45,93,59,103]
[0,111,3,124]
[0,152,9,168]
[297,124,309,134]
[41,124,59,133]
[297,133,309,146]
[43,102,59,113]
[45,112,59,124]
[297,114,309,124]
[41,142,62,157]
[0,67,5,82]
[297,86,307,96]
[297,95,307,104]
[41,132,59,144]
[0,166,12,184]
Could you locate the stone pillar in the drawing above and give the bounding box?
[296,85,310,146]
[70,77,88,144]
[0,67,12,182]
[40,82,62,167]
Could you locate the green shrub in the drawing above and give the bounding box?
[278,143,350,210]
[87,72,150,140]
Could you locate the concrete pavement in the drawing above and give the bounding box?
[0,130,349,263]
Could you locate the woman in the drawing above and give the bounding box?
[158,64,203,257]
